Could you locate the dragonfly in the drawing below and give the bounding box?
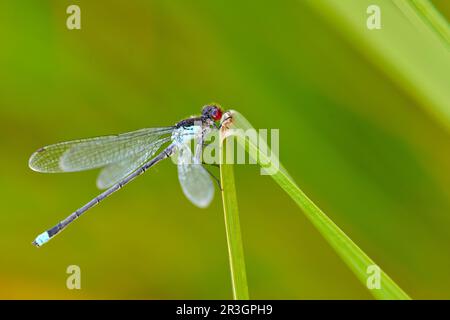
[29,104,226,247]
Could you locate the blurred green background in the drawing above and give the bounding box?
[0,0,449,299]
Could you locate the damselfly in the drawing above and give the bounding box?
[29,104,227,247]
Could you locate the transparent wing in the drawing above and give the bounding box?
[29,127,173,173]
[177,144,214,208]
[96,136,171,189]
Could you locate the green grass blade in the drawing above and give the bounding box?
[307,0,450,132]
[407,0,450,46]
[219,143,250,300]
[221,110,411,300]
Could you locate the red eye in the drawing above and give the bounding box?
[212,108,222,121]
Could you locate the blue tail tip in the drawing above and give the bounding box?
[32,232,50,247]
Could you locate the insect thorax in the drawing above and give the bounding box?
[171,125,202,145]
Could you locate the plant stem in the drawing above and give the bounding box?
[220,110,411,300]
[219,144,249,300]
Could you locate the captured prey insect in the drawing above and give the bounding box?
[29,104,226,247]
